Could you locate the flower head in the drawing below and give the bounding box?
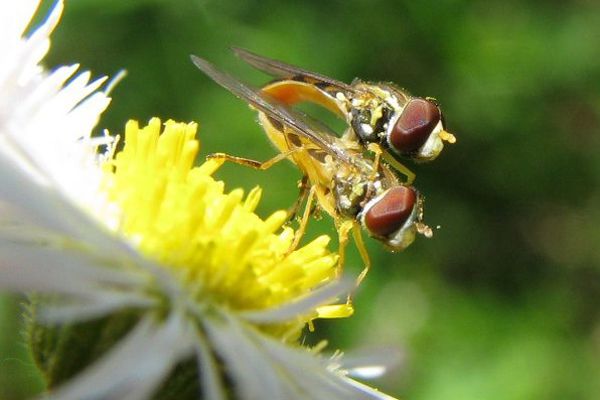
[0,1,397,399]
[100,117,352,339]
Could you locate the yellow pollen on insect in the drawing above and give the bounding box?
[416,222,433,238]
[440,130,456,143]
[101,118,352,337]
[370,104,384,127]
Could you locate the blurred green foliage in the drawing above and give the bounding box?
[2,0,599,398]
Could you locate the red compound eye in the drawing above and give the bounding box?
[364,186,416,237]
[389,98,440,153]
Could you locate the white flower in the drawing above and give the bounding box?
[0,1,398,399]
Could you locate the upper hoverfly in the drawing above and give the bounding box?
[229,47,456,184]
[191,51,433,285]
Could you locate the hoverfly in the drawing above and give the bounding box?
[229,47,456,184]
[190,53,433,286]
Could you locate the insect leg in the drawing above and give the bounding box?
[206,147,299,170]
[352,220,371,288]
[286,175,310,221]
[367,143,383,180]
[381,151,416,185]
[286,184,317,254]
[336,220,353,279]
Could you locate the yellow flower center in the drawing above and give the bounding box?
[101,118,352,337]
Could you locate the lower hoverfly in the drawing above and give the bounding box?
[191,53,433,285]
[229,47,456,184]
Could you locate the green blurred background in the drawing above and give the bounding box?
[2,0,599,398]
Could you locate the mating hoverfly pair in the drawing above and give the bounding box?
[191,48,455,286]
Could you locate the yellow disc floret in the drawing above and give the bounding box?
[101,118,352,338]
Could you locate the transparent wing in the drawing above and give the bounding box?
[231,47,357,94]
[191,55,370,171]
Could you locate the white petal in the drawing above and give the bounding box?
[0,114,109,241]
[40,292,156,323]
[0,0,41,40]
[249,329,370,400]
[253,330,397,400]
[0,240,144,296]
[0,148,162,274]
[240,278,353,323]
[203,315,289,399]
[204,312,396,400]
[0,2,114,229]
[14,64,81,129]
[194,329,227,400]
[338,377,399,400]
[0,0,60,86]
[0,1,62,112]
[45,313,195,400]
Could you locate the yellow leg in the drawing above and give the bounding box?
[352,221,371,288]
[381,151,416,184]
[286,185,316,254]
[286,176,309,222]
[337,221,371,303]
[367,143,382,180]
[206,147,299,171]
[336,220,354,279]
